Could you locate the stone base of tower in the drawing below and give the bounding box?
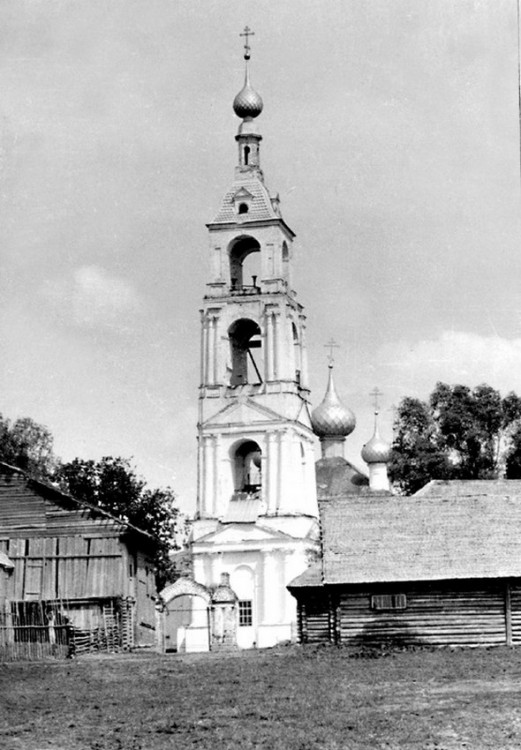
[189,515,319,651]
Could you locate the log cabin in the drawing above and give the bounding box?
[288,479,521,648]
[0,462,157,658]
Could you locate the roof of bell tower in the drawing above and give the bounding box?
[211,177,282,224]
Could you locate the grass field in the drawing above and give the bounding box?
[2,644,521,749]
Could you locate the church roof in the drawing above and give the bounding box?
[320,490,521,585]
[210,175,282,226]
[315,456,369,498]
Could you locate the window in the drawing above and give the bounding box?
[371,594,407,611]
[238,600,253,627]
[238,202,249,214]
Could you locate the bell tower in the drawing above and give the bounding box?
[190,29,319,650]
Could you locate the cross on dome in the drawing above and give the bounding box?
[370,386,383,414]
[240,26,255,60]
[324,338,340,366]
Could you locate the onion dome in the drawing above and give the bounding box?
[361,419,391,464]
[311,365,356,438]
[211,573,238,604]
[233,68,263,119]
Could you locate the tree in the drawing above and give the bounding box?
[0,413,58,479]
[389,397,451,495]
[54,457,182,589]
[389,382,521,494]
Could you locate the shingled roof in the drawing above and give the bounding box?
[320,490,521,585]
[210,175,284,225]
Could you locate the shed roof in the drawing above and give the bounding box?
[415,479,521,497]
[0,462,154,544]
[320,491,521,585]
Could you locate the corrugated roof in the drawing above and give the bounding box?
[321,492,521,585]
[211,175,279,224]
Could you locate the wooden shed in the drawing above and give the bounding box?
[288,481,521,648]
[0,462,157,659]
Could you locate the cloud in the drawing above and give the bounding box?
[42,265,142,330]
[378,330,521,399]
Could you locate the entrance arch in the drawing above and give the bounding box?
[159,578,211,653]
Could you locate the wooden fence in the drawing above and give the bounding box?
[0,598,135,661]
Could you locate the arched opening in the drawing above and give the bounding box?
[163,594,210,653]
[292,322,302,385]
[231,439,262,492]
[238,202,249,215]
[229,236,260,290]
[228,318,263,386]
[244,146,250,165]
[282,241,290,282]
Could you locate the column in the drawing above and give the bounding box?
[205,314,213,385]
[265,310,274,381]
[263,551,279,623]
[203,436,214,516]
[273,312,282,380]
[276,430,283,514]
[299,317,309,389]
[200,311,207,385]
[213,434,221,516]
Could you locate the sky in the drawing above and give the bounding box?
[1,0,521,514]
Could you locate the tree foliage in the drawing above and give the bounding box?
[389,382,521,495]
[0,414,58,479]
[54,457,181,590]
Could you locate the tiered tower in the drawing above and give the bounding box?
[190,29,319,649]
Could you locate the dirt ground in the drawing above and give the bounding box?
[2,644,521,749]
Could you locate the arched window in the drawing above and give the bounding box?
[244,146,250,165]
[282,241,290,281]
[231,440,262,492]
[292,322,302,385]
[228,318,263,386]
[228,236,260,290]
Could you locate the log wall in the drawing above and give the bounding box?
[296,579,521,648]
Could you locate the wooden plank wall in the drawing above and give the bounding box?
[3,536,124,601]
[337,583,507,647]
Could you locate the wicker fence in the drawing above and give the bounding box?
[0,598,135,661]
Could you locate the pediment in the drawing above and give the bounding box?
[194,522,294,546]
[203,398,286,428]
[231,187,254,201]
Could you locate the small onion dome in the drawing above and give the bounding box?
[361,421,391,464]
[233,69,263,119]
[211,573,238,604]
[311,366,356,438]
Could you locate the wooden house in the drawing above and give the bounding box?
[0,462,157,659]
[288,480,521,648]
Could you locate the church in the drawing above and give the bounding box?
[158,30,521,653]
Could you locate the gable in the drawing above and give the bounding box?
[202,398,288,428]
[194,522,294,546]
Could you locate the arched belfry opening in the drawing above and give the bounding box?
[228,318,263,386]
[231,440,262,493]
[229,236,260,290]
[292,322,302,385]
